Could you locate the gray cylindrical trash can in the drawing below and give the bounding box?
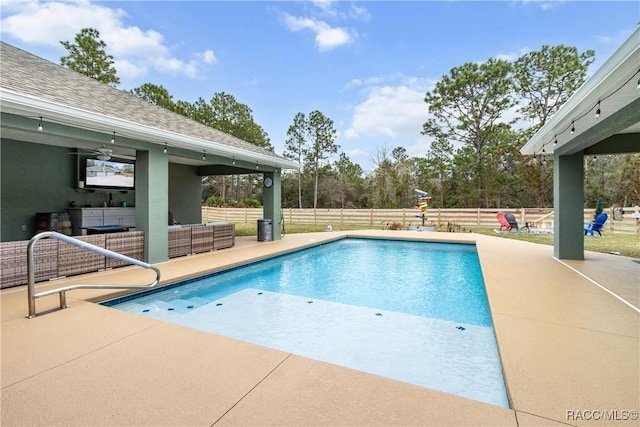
[257,219,273,241]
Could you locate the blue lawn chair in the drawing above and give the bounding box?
[584,213,608,236]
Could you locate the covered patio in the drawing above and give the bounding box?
[521,27,640,260]
[1,41,299,265]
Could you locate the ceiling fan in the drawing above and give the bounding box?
[71,145,134,161]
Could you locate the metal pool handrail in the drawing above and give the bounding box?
[26,231,161,318]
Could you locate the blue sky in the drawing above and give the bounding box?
[1,1,638,171]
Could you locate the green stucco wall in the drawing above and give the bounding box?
[262,171,282,240]
[1,139,203,255]
[169,163,203,225]
[135,149,168,263]
[1,139,134,241]
[554,152,585,260]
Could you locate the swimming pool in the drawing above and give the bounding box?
[106,238,509,408]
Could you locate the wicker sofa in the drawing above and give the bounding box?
[168,222,235,258]
[0,222,235,289]
[0,231,144,289]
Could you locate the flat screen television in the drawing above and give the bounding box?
[84,158,135,190]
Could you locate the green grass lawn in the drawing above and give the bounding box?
[233,222,640,258]
[471,227,640,258]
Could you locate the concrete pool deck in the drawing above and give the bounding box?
[1,231,638,426]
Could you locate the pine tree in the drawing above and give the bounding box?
[60,28,120,87]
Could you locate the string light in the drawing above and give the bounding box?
[163,143,168,154]
[202,150,206,160]
[539,145,547,165]
[232,156,236,165]
[538,68,640,151]
[255,162,259,169]
[38,116,43,131]
[110,132,116,144]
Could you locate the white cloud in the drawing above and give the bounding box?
[342,76,435,160]
[202,50,216,64]
[316,25,353,50]
[539,1,564,11]
[495,47,531,62]
[154,56,196,77]
[280,1,367,52]
[105,27,168,59]
[311,0,340,18]
[344,147,369,158]
[113,58,147,80]
[282,13,355,51]
[0,0,216,80]
[344,74,388,90]
[309,1,370,23]
[0,0,125,45]
[345,84,427,139]
[520,0,566,11]
[350,3,371,22]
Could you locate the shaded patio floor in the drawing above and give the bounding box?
[2,231,638,426]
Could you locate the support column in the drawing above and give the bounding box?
[136,148,169,263]
[262,171,282,240]
[554,152,584,260]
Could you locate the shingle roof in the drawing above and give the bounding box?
[0,41,287,163]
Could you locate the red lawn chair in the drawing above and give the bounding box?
[497,212,512,232]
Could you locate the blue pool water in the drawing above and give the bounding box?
[106,238,509,408]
